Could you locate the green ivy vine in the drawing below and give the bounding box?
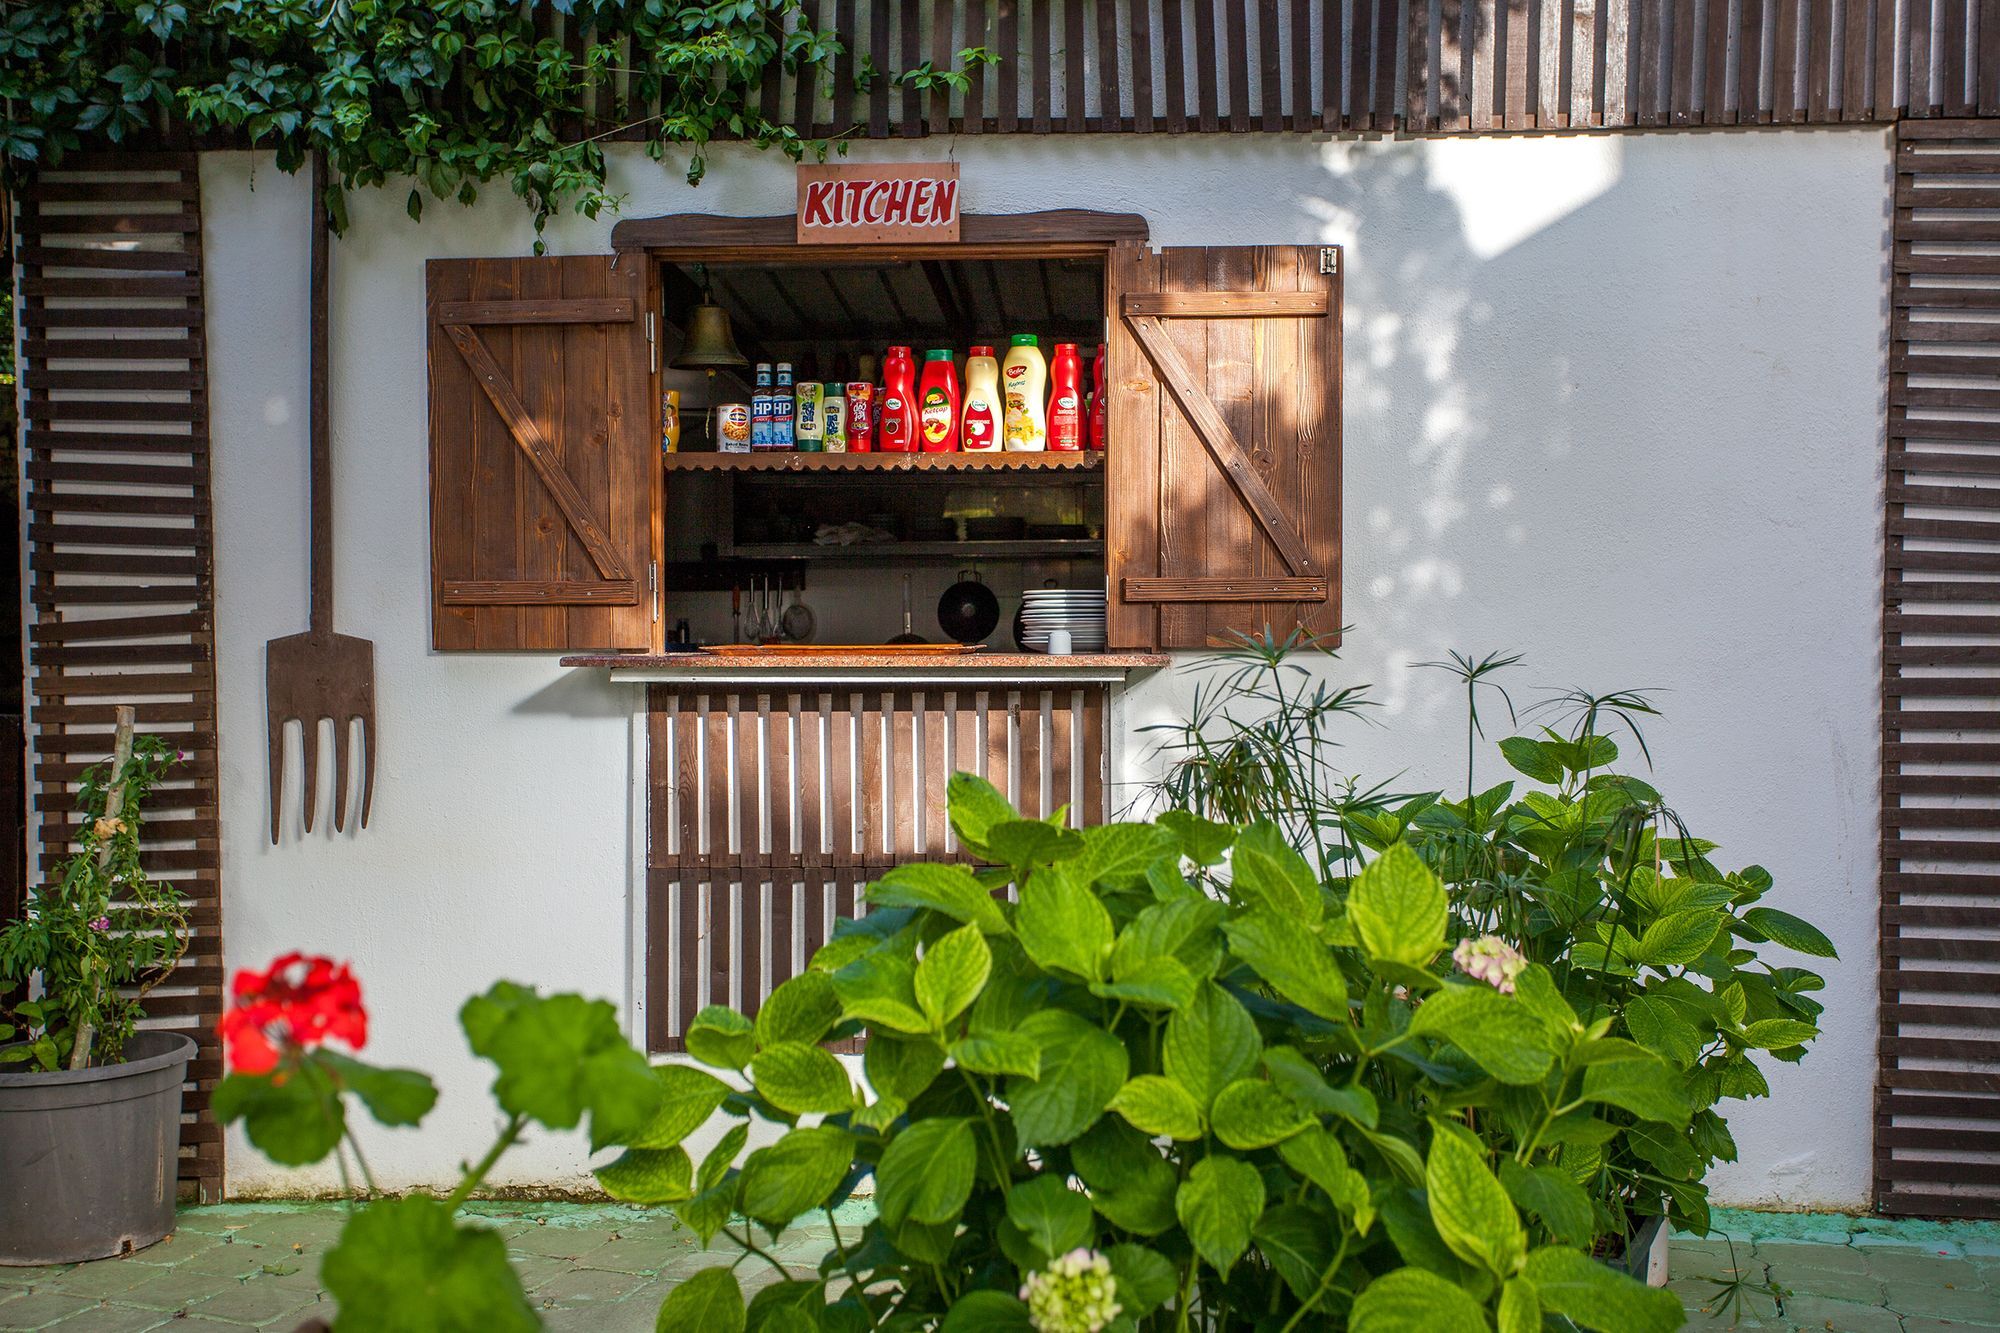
[0,0,988,234]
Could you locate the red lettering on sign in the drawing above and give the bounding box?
[802,180,836,227]
[796,164,961,242]
[932,179,958,226]
[912,179,935,223]
[884,180,915,224]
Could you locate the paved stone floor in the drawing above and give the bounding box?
[0,1203,1996,1330]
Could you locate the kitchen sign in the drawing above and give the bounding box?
[797,162,961,244]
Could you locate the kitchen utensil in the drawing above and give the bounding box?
[888,574,928,644]
[707,643,982,656]
[731,583,742,643]
[937,569,1001,644]
[266,152,376,843]
[1048,629,1074,655]
[781,586,816,642]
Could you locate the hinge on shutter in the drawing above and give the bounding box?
[649,561,659,623]
[644,312,658,375]
[1318,248,1340,275]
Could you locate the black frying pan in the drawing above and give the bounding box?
[938,569,1001,644]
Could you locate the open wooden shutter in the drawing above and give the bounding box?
[427,256,657,651]
[1105,245,1341,650]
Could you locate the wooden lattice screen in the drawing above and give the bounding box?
[1880,118,2000,1219]
[13,153,224,1199]
[547,0,2000,141]
[643,685,1106,1052]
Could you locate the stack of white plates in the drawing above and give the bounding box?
[1020,589,1108,653]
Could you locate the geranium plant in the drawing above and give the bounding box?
[0,717,185,1070]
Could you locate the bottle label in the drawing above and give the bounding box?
[920,387,954,445]
[963,396,997,449]
[1004,390,1037,446]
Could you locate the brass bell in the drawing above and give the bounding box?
[672,300,749,370]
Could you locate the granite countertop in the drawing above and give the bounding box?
[561,651,1169,670]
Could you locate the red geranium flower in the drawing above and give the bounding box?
[219,953,368,1075]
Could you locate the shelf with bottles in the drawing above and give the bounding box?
[661,451,1103,474]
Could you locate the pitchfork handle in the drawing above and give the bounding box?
[308,149,333,636]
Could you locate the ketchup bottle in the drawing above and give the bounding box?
[1048,343,1084,451]
[917,349,961,453]
[1088,342,1107,450]
[878,346,918,452]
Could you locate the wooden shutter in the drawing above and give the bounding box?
[1105,245,1341,650]
[427,256,657,651]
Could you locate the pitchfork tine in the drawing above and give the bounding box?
[331,716,351,833]
[300,717,319,834]
[358,718,374,829]
[269,712,285,844]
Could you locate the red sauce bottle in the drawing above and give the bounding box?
[878,346,918,452]
[1088,342,1107,450]
[1048,342,1084,451]
[917,349,961,453]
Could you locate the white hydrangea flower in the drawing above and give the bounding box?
[1017,1247,1123,1333]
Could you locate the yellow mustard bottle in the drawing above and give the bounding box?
[1001,334,1048,452]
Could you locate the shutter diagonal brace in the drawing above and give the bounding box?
[442,321,631,583]
[1123,312,1318,577]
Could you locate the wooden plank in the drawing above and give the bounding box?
[1164,0,1191,131]
[871,0,894,136]
[1289,0,1313,126]
[997,0,1022,131]
[1103,0,1130,127]
[434,298,633,325]
[1911,0,1935,114]
[1258,0,1286,129]
[1066,0,1090,129]
[1133,0,1157,130]
[1034,0,1056,132]
[1123,290,1329,316]
[1193,0,1223,129]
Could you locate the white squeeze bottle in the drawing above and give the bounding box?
[962,345,1002,452]
[1001,334,1048,451]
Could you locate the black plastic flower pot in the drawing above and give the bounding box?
[0,1030,196,1264]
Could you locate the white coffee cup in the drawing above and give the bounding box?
[1047,629,1073,656]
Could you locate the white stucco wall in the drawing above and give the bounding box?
[191,127,1887,1205]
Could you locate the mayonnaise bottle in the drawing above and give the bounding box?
[1001,334,1048,452]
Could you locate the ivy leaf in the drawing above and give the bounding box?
[319,1051,438,1129]
[1109,1074,1204,1141]
[1406,984,1555,1085]
[320,1197,536,1332]
[1425,1122,1526,1279]
[738,1125,855,1227]
[1163,982,1261,1114]
[1210,1079,1314,1149]
[875,1117,976,1229]
[1015,865,1114,981]
[651,1266,746,1333]
[1739,907,1838,958]
[753,970,843,1048]
[1521,1246,1685,1332]
[1230,822,1323,923]
[1222,910,1348,1020]
[1006,1173,1094,1262]
[1349,1268,1490,1332]
[1175,1155,1264,1275]
[213,1064,344,1167]
[869,862,1010,935]
[1346,843,1448,967]
[594,1147,692,1205]
[1009,1009,1128,1148]
[749,1041,854,1116]
[916,923,991,1029]
[629,1064,731,1150]
[683,1005,756,1071]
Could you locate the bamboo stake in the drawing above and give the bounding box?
[68,704,134,1070]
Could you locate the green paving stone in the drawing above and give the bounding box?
[1865,1249,1979,1285]
[1752,1242,1871,1275]
[587,1233,698,1276]
[180,1280,321,1329]
[38,1304,173,1332]
[109,1264,247,1313]
[1779,1294,1901,1332]
[1903,1319,2000,1333]
[505,1255,573,1294]
[506,1225,618,1262]
[1881,1277,2000,1323]
[538,1303,659,1333]
[1769,1266,1885,1304]
[173,1243,280,1281]
[121,1230,225,1267]
[43,1264,162,1302]
[531,1267,655,1305]
[0,1290,96,1331]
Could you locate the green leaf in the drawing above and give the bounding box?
[629,1064,731,1150]
[1580,1055,1690,1126]
[876,1117,976,1229]
[320,1052,438,1128]
[1347,843,1448,967]
[1497,1161,1596,1247]
[1406,984,1555,1085]
[1015,866,1114,980]
[1741,906,1838,958]
[684,1005,756,1071]
[947,771,1018,850]
[698,1122,747,1195]
[1088,956,1197,1010]
[1739,1018,1819,1050]
[1009,1009,1129,1148]
[1625,996,1704,1068]
[865,1032,946,1102]
[1110,1074,1205,1140]
[753,970,843,1047]
[1158,810,1235,866]
[916,923,991,1029]
[1263,1047,1379,1128]
[1349,1268,1490,1333]
[986,819,1084,873]
[1112,897,1225,981]
[1230,822,1323,922]
[1426,1123,1526,1279]
[870,862,1010,936]
[1510,965,1579,1044]
[939,1291,1033,1331]
[1163,982,1260,1113]
[1176,1155,1264,1274]
[1222,910,1348,1020]
[1006,1173,1094,1260]
[1498,1277,1540,1333]
[1498,736,1564,784]
[1210,1079,1314,1149]
[213,1065,345,1167]
[320,1196,536,1333]
[595,1147,694,1204]
[1072,821,1179,890]
[832,951,930,1033]
[1522,1246,1685,1333]
[652,1266,746,1333]
[460,985,661,1151]
[1277,1128,1374,1230]
[738,1125,855,1226]
[1254,1203,1335,1302]
[1630,909,1723,967]
[750,1042,854,1116]
[949,1031,1041,1079]
[1106,1244,1179,1316]
[1072,1121,1178,1236]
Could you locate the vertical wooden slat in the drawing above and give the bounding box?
[1347,0,1375,127]
[1067,0,1091,128]
[1226,0,1256,129]
[1133,0,1159,128]
[1713,0,1743,118]
[1259,0,1288,128]
[870,0,894,135]
[1911,0,1936,114]
[1165,0,1193,130]
[1289,0,1315,125]
[1808,0,1835,116]
[1375,0,1404,123]
[998,0,1022,129]
[1773,0,1803,120]
[832,0,858,131]
[1737,0,1764,120]
[1473,0,1501,128]
[1567,0,1597,122]
[1941,0,1971,114]
[795,0,825,132]
[1635,0,1665,123]
[1048,692,1075,824]
[1036,0,1058,130]
[1194,0,1224,127]
[1670,0,1698,121]
[964,0,990,130]
[1440,0,1470,126]
[1102,0,1130,126]
[900,0,924,134]
[1877,0,1901,115]
[1981,0,2000,113]
[931,0,956,132]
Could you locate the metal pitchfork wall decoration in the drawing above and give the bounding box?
[265,152,377,842]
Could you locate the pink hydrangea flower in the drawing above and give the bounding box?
[88,916,111,932]
[1452,935,1527,994]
